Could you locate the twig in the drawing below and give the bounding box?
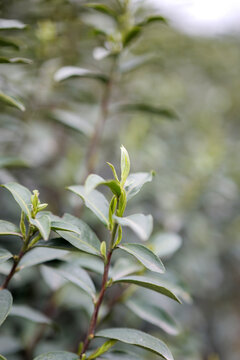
[79,224,118,358]
[0,227,32,290]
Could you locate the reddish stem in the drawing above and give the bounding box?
[79,249,113,358]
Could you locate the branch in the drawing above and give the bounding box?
[79,224,118,358]
[0,226,33,290]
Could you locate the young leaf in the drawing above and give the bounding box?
[100,241,107,260]
[113,275,181,303]
[126,299,179,335]
[96,328,173,360]
[120,145,130,186]
[85,174,121,196]
[0,220,21,237]
[125,172,153,200]
[54,214,101,255]
[0,355,7,360]
[30,215,51,241]
[86,3,117,18]
[33,352,79,360]
[0,249,13,264]
[137,15,167,27]
[54,66,108,83]
[10,305,51,324]
[88,340,117,359]
[1,183,32,218]
[118,243,165,273]
[67,186,110,227]
[0,92,25,111]
[0,19,27,30]
[107,162,119,181]
[114,214,153,241]
[123,27,141,47]
[0,289,13,326]
[18,248,68,269]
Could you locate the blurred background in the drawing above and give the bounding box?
[0,1,240,360]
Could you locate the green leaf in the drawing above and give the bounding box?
[1,182,32,218]
[0,335,22,354]
[10,305,51,324]
[0,19,27,30]
[85,174,121,197]
[0,355,7,360]
[55,214,101,255]
[0,289,13,326]
[99,351,143,360]
[0,57,32,64]
[34,352,78,360]
[123,27,141,47]
[125,172,153,200]
[51,219,80,233]
[67,253,104,275]
[138,15,167,27]
[150,232,182,258]
[117,104,178,120]
[30,215,51,241]
[0,37,19,50]
[107,162,119,181]
[126,299,179,335]
[113,275,181,303]
[96,328,173,360]
[0,249,13,264]
[18,248,68,269]
[119,54,154,74]
[45,264,96,299]
[40,265,66,291]
[36,238,78,251]
[111,258,143,281]
[118,243,165,273]
[0,156,29,169]
[51,109,93,136]
[0,220,21,237]
[86,3,117,18]
[54,66,108,83]
[120,145,130,186]
[0,91,25,111]
[88,340,117,359]
[67,186,110,227]
[114,214,153,241]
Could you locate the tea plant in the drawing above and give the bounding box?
[0,147,183,360]
[53,1,177,180]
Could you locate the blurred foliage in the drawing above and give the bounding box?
[0,1,240,360]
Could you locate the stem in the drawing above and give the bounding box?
[84,56,118,179]
[0,226,32,290]
[79,224,118,358]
